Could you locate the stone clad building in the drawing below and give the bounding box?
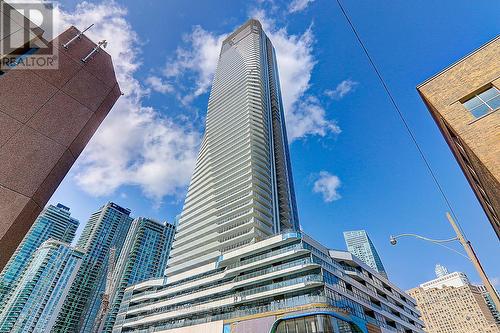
[0,0,120,269]
[408,271,499,333]
[417,36,500,238]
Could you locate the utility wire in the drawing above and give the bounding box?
[334,0,467,237]
[434,242,471,261]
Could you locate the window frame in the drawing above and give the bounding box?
[461,85,500,119]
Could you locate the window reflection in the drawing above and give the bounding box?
[274,313,363,333]
[462,86,499,118]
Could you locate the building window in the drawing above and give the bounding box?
[462,86,500,118]
[273,314,363,333]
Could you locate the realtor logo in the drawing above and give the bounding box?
[0,1,58,70]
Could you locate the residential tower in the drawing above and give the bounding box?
[0,203,78,311]
[101,218,176,332]
[52,202,133,333]
[111,19,423,333]
[0,240,84,333]
[343,230,387,278]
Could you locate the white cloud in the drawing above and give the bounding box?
[313,171,342,202]
[164,26,227,105]
[164,9,339,142]
[491,277,500,287]
[145,75,174,94]
[288,0,314,13]
[253,10,339,142]
[325,79,359,100]
[287,96,340,140]
[53,1,200,203]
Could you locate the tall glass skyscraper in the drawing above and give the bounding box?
[167,18,299,277]
[113,20,424,333]
[53,202,133,333]
[0,203,78,311]
[435,264,449,278]
[343,230,388,278]
[101,218,176,332]
[0,240,84,333]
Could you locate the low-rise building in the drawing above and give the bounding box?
[112,232,424,333]
[417,36,500,238]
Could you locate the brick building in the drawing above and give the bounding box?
[417,36,500,238]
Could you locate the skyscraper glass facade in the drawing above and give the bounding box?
[477,285,500,324]
[111,20,423,333]
[167,18,299,278]
[101,218,176,332]
[434,264,448,278]
[343,230,387,278]
[0,203,78,311]
[0,240,84,333]
[53,202,133,333]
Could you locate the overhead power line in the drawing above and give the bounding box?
[334,0,466,236]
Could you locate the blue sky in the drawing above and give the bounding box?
[47,0,499,291]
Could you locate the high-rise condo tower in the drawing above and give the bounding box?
[53,202,133,333]
[167,18,299,277]
[0,240,84,333]
[0,203,79,311]
[343,230,388,278]
[114,20,424,333]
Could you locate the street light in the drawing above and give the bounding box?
[389,234,469,260]
[390,212,500,311]
[389,234,458,246]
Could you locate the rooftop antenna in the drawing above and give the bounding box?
[81,40,107,63]
[62,24,94,49]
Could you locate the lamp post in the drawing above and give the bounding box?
[390,212,500,311]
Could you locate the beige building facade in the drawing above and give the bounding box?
[408,272,500,333]
[417,36,500,238]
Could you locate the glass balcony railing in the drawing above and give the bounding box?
[237,274,323,298]
[129,259,316,314]
[125,274,324,323]
[234,257,314,282]
[226,243,303,270]
[125,294,330,333]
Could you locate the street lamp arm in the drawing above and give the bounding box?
[391,233,458,244]
[389,233,470,261]
[388,213,500,311]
